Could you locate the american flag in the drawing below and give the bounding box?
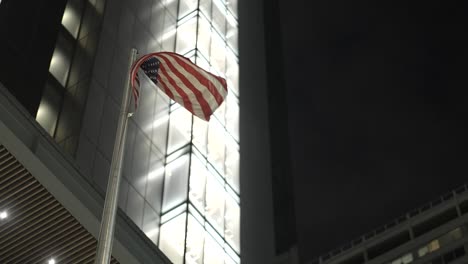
[130,52,228,121]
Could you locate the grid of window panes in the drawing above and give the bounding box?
[37,0,104,154]
[152,0,240,263]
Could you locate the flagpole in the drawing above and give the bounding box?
[94,48,138,264]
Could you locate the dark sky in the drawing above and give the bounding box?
[279,1,468,261]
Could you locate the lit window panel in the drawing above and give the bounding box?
[225,194,240,253]
[36,79,62,136]
[210,32,226,76]
[226,12,238,54]
[205,173,225,234]
[143,202,161,245]
[189,154,207,214]
[168,107,192,154]
[199,0,212,20]
[186,214,205,264]
[197,15,212,59]
[160,213,187,264]
[195,52,211,73]
[226,50,239,96]
[61,0,83,39]
[225,137,239,193]
[227,0,237,18]
[213,100,226,126]
[162,12,177,51]
[176,16,198,55]
[49,32,73,86]
[193,116,208,156]
[225,93,239,141]
[162,154,190,212]
[178,0,199,19]
[204,230,225,264]
[164,0,179,19]
[211,0,226,36]
[207,118,226,174]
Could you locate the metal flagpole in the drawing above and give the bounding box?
[94,48,138,264]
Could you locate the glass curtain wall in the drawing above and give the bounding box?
[38,0,239,262]
[36,0,104,155]
[146,0,240,263]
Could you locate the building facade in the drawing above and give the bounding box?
[1,0,282,263]
[36,0,241,263]
[310,185,468,264]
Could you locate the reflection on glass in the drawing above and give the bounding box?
[61,0,83,38]
[162,154,190,212]
[168,107,192,154]
[49,33,73,86]
[160,213,187,264]
[178,0,198,19]
[36,79,62,136]
[176,16,198,55]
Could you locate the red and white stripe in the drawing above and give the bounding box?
[130,52,228,121]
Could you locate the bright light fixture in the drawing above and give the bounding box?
[0,211,7,219]
[48,259,55,264]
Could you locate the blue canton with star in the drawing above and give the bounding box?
[140,57,160,85]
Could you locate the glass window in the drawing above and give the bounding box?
[204,231,225,264]
[225,137,239,193]
[178,0,198,19]
[189,154,207,214]
[49,31,74,86]
[143,202,161,245]
[168,107,192,154]
[160,213,187,264]
[162,12,177,51]
[211,0,226,36]
[36,77,63,136]
[207,118,226,174]
[61,0,84,39]
[226,50,239,96]
[428,239,440,252]
[199,0,212,20]
[226,12,237,54]
[186,214,205,264]
[401,253,413,264]
[197,15,212,59]
[162,154,190,212]
[205,173,225,234]
[225,93,239,141]
[418,246,429,257]
[146,146,165,213]
[225,194,240,253]
[193,114,208,156]
[176,16,198,55]
[210,32,226,76]
[227,0,237,18]
[195,52,211,73]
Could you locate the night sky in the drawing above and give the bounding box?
[279,1,468,261]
